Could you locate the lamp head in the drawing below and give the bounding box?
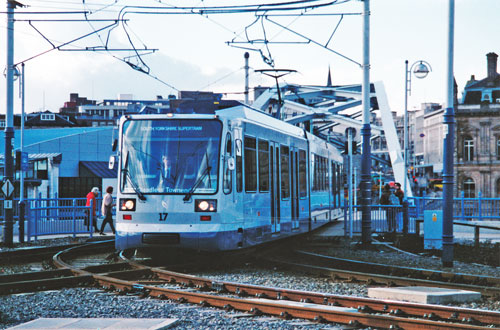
[413,61,430,79]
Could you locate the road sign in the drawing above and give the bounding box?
[2,179,14,198]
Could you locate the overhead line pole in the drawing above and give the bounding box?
[4,0,16,247]
[360,0,372,245]
[442,0,455,267]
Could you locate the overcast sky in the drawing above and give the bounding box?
[1,0,499,116]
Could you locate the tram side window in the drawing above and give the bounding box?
[280,145,290,199]
[235,139,243,192]
[223,133,233,194]
[312,155,317,191]
[258,140,270,192]
[244,136,257,192]
[331,162,337,207]
[313,154,328,192]
[299,150,307,197]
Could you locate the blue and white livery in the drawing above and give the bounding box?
[114,105,344,251]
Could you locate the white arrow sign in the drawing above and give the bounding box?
[2,179,14,198]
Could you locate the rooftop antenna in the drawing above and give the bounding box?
[254,68,296,120]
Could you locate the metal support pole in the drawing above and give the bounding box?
[348,130,353,239]
[3,0,16,247]
[244,52,249,104]
[404,60,409,201]
[360,0,372,244]
[442,0,455,267]
[18,63,25,243]
[353,166,357,206]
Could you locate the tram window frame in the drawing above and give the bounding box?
[312,154,317,191]
[244,136,257,192]
[299,149,307,198]
[331,161,337,207]
[223,133,233,195]
[258,139,270,192]
[235,138,243,193]
[280,145,290,199]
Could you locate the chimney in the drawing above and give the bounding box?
[486,52,498,79]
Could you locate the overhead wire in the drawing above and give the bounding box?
[8,0,355,97]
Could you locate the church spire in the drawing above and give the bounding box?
[327,65,332,87]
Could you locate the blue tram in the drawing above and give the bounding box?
[114,105,344,251]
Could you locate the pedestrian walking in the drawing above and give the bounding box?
[100,186,116,235]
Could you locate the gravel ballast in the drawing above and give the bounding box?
[0,236,498,329]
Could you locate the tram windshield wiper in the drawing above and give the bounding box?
[183,154,211,202]
[122,151,146,201]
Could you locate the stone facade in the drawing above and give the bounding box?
[455,52,500,197]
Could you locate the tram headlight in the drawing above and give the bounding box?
[120,198,136,211]
[195,199,217,212]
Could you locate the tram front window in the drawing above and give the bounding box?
[121,119,222,195]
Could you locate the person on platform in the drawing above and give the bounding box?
[100,186,116,235]
[394,182,404,205]
[380,184,397,232]
[85,187,100,233]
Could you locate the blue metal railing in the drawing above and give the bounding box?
[0,196,107,241]
[408,192,500,221]
[344,204,417,235]
[29,197,94,240]
[2,192,499,241]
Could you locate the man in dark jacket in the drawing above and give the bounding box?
[394,182,404,204]
[380,184,396,232]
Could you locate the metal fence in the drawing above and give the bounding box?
[345,192,500,236]
[409,192,500,221]
[344,204,416,235]
[0,196,101,241]
[2,193,500,241]
[29,197,95,240]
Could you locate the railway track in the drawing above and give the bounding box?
[41,243,499,330]
[266,249,500,298]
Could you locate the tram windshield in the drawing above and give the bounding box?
[120,119,222,195]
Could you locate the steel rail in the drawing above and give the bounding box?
[50,243,499,329]
[265,255,500,298]
[124,259,500,327]
[294,250,500,287]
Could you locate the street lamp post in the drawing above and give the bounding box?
[404,60,432,200]
[442,0,455,267]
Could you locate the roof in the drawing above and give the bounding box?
[0,127,112,154]
[0,152,62,162]
[80,161,117,178]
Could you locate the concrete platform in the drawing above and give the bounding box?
[367,286,481,304]
[7,318,178,330]
[311,221,345,238]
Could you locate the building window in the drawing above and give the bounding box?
[464,136,474,161]
[463,178,475,198]
[497,137,500,160]
[41,113,55,121]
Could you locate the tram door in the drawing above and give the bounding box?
[290,148,300,230]
[270,142,281,233]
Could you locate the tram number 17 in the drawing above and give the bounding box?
[158,213,168,221]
